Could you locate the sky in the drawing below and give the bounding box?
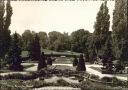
[9,1,115,35]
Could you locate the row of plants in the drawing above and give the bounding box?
[80,80,128,90]
[0,78,127,90]
[0,72,38,80]
[88,74,128,88]
[1,67,127,88]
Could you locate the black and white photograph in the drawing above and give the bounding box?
[0,0,128,90]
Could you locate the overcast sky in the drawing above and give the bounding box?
[10,1,115,35]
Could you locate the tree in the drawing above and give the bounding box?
[48,31,62,50]
[11,33,23,49]
[73,56,78,67]
[38,32,48,49]
[102,32,114,73]
[22,30,34,50]
[112,0,128,62]
[93,1,110,56]
[0,0,12,58]
[76,54,86,71]
[71,29,90,53]
[7,32,23,71]
[29,34,41,61]
[38,52,47,71]
[48,31,71,51]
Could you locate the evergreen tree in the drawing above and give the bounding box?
[73,56,78,67]
[7,32,23,71]
[0,0,12,58]
[93,1,110,56]
[29,34,41,61]
[102,32,114,73]
[112,0,128,62]
[76,54,86,71]
[38,52,47,71]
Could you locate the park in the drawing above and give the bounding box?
[0,0,128,90]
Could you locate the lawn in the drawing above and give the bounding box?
[21,49,81,58]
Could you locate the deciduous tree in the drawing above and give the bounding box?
[0,0,12,58]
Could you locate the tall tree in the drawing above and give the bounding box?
[0,0,12,58]
[102,32,114,73]
[93,1,110,56]
[7,32,23,71]
[29,34,41,61]
[112,0,128,62]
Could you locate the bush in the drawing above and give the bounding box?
[80,80,126,90]
[57,79,70,86]
[90,74,100,81]
[101,77,112,83]
[0,72,38,80]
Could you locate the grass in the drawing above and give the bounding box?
[53,57,73,64]
[21,49,81,58]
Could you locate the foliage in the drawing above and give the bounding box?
[48,31,71,51]
[112,0,128,62]
[76,54,86,71]
[29,34,41,61]
[93,1,110,57]
[80,80,127,90]
[22,30,35,50]
[57,79,70,86]
[0,0,12,58]
[38,52,47,71]
[102,32,114,73]
[71,29,90,53]
[38,31,48,49]
[47,56,53,65]
[0,72,38,80]
[73,56,78,66]
[89,74,100,81]
[7,32,23,71]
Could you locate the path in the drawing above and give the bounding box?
[25,63,127,81]
[1,63,127,81]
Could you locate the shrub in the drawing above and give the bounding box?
[0,72,38,80]
[101,77,113,83]
[90,74,100,81]
[57,79,70,86]
[80,80,126,90]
